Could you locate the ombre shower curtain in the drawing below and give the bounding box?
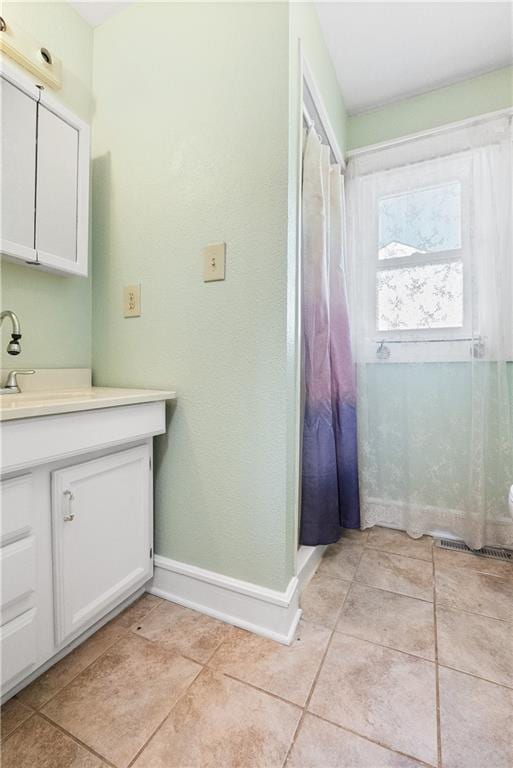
[300,129,360,546]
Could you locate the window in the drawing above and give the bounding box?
[377,182,464,333]
[369,157,472,352]
[346,114,512,364]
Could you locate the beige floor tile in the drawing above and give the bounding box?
[1,698,33,741]
[110,592,162,629]
[437,607,513,687]
[316,539,364,581]
[42,634,200,768]
[355,549,433,601]
[435,565,513,621]
[434,546,513,577]
[17,622,126,710]
[336,582,435,660]
[367,527,433,561]
[300,571,351,629]
[1,715,104,768]
[132,600,233,663]
[439,666,513,768]
[133,668,301,768]
[287,714,424,768]
[209,620,330,706]
[308,633,437,766]
[339,528,369,543]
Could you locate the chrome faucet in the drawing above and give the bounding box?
[0,311,34,394]
[0,310,23,355]
[1,369,35,394]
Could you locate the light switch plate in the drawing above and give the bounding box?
[203,242,226,282]
[123,284,141,317]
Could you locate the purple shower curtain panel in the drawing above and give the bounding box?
[300,131,360,546]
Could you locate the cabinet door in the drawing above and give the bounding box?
[0,473,38,694]
[35,104,78,267]
[51,446,152,646]
[0,76,38,262]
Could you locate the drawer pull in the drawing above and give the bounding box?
[63,490,75,522]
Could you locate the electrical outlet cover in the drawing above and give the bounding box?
[123,284,141,317]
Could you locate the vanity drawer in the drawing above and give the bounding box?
[0,609,37,691]
[0,537,36,625]
[0,474,33,546]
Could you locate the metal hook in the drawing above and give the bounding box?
[0,17,6,32]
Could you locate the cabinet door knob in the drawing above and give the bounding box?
[63,489,75,521]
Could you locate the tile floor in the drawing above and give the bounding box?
[2,527,512,768]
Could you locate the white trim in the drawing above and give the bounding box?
[291,39,304,565]
[149,555,302,646]
[302,54,345,168]
[296,544,326,593]
[347,107,513,158]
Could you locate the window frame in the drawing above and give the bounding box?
[366,157,476,358]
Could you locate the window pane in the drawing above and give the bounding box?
[377,261,463,331]
[378,182,461,260]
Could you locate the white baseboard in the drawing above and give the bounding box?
[296,544,326,592]
[149,556,302,645]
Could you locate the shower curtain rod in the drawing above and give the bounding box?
[301,49,345,168]
[303,103,315,130]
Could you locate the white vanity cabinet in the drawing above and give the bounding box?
[52,446,152,645]
[0,397,170,699]
[0,475,38,691]
[0,62,89,276]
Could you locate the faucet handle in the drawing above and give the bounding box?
[4,369,35,391]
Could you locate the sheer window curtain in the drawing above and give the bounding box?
[300,128,359,546]
[346,116,513,549]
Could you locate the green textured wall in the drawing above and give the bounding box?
[0,2,93,368]
[91,1,292,590]
[347,66,513,150]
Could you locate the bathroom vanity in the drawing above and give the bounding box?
[0,373,175,700]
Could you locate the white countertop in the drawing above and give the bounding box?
[0,387,176,422]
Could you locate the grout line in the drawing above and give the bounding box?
[20,628,129,712]
[216,671,304,711]
[435,601,512,625]
[333,625,435,663]
[37,710,118,768]
[19,595,163,714]
[433,548,443,768]
[436,663,513,692]
[352,576,434,604]
[125,663,204,768]
[364,543,434,563]
[280,543,366,767]
[306,711,438,768]
[1,710,36,744]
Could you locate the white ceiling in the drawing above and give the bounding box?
[70,2,132,27]
[316,2,513,114]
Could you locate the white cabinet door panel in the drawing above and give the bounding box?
[0,77,37,260]
[35,104,78,265]
[0,474,33,546]
[52,445,152,645]
[0,609,37,690]
[0,537,36,625]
